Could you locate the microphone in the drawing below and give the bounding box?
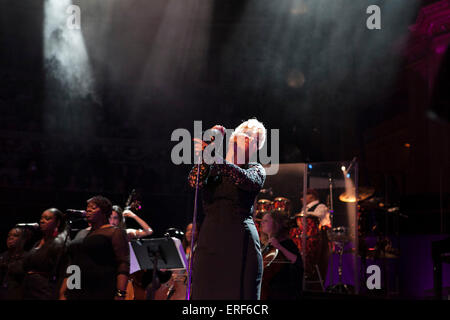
[65,209,86,217]
[15,223,40,229]
[203,126,226,144]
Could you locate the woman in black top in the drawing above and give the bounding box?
[260,211,303,300]
[188,119,266,300]
[22,208,69,300]
[60,195,130,300]
[0,227,31,299]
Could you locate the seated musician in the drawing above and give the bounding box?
[109,205,153,240]
[154,223,198,300]
[291,188,331,283]
[260,211,303,300]
[300,189,331,229]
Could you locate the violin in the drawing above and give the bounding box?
[260,241,290,300]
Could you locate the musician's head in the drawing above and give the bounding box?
[185,223,198,245]
[229,118,266,164]
[301,188,319,205]
[109,205,125,229]
[86,195,113,224]
[6,227,31,252]
[39,208,66,237]
[261,211,290,239]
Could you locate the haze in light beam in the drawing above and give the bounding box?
[44,0,96,99]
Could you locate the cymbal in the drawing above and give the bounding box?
[293,212,305,218]
[273,197,290,202]
[339,187,375,203]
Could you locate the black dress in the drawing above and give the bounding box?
[0,251,26,299]
[188,160,265,300]
[66,226,129,300]
[264,239,303,300]
[22,233,69,300]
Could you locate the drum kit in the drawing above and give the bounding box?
[254,196,292,222]
[254,185,400,294]
[253,195,294,247]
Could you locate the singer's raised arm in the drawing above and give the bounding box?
[214,160,266,192]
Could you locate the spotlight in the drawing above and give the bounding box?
[341,166,346,172]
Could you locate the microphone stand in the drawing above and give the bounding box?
[186,155,201,300]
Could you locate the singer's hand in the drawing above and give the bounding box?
[193,138,208,157]
[193,125,225,157]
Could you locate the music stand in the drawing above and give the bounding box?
[130,237,188,300]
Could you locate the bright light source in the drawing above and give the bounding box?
[44,0,95,99]
[341,166,346,172]
[404,143,411,148]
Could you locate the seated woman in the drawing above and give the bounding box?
[109,205,153,240]
[0,226,32,299]
[260,211,304,300]
[60,195,130,300]
[155,223,199,300]
[22,208,69,299]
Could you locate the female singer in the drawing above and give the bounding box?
[60,195,130,300]
[0,227,31,299]
[22,208,69,299]
[188,119,266,300]
[109,205,153,240]
[260,211,303,299]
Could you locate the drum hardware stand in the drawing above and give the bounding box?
[327,239,351,294]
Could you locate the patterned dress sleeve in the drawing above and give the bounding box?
[188,163,210,189]
[217,161,266,192]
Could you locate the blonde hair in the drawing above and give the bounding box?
[233,118,267,150]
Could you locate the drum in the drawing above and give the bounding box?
[295,213,320,240]
[273,197,291,214]
[327,226,351,243]
[289,214,321,276]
